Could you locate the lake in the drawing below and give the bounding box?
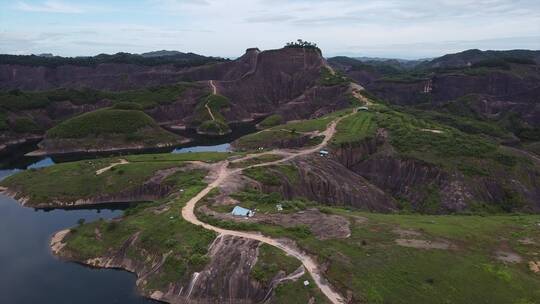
[0,168,156,303]
[0,123,255,303]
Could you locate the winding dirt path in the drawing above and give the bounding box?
[205,103,216,121]
[206,80,218,121]
[209,80,218,95]
[181,111,354,304]
[95,159,128,175]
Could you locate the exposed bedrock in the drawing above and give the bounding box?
[56,231,288,304]
[331,134,540,213]
[160,235,269,304]
[363,72,537,105]
[253,155,398,212]
[362,73,540,127]
[6,167,184,208]
[350,154,473,212]
[1,48,354,152]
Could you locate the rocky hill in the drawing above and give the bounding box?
[328,49,540,152]
[0,46,354,154]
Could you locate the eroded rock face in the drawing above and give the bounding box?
[1,47,354,151]
[331,134,540,213]
[56,230,281,304]
[252,155,397,212]
[339,65,540,128]
[290,156,397,212]
[161,235,268,304]
[6,167,185,208]
[351,155,473,212]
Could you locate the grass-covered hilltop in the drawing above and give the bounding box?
[2,87,540,304]
[35,108,185,154]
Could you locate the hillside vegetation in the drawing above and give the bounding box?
[39,108,182,153]
[47,109,157,138]
[234,109,350,150]
[0,52,225,67]
[0,84,189,110]
[0,152,232,206]
[202,192,540,304]
[195,94,232,135]
[61,168,217,292]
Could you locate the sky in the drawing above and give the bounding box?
[1,0,539,59]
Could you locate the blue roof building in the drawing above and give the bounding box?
[231,206,254,217]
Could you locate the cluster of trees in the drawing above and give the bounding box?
[285,39,319,49]
[0,52,227,68]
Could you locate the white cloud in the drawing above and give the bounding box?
[3,0,539,57]
[14,1,85,13]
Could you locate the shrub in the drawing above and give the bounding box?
[319,67,350,86]
[106,222,118,231]
[285,225,312,238]
[112,102,143,110]
[259,114,283,128]
[11,117,41,133]
[197,120,231,135]
[0,112,8,131]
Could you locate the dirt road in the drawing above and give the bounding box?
[181,111,353,304]
[209,80,218,95]
[205,80,218,121]
[95,159,128,175]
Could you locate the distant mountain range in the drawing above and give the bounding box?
[0,51,226,68]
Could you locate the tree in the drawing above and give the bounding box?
[284,39,319,49]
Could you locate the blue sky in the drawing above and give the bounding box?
[1,0,539,59]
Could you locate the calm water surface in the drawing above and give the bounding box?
[0,168,155,303]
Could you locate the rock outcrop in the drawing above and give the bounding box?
[158,235,268,304]
[54,230,294,304]
[4,167,184,208]
[245,155,397,213]
[1,47,354,152]
[330,132,540,213]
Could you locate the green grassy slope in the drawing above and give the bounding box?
[41,108,181,151]
[234,109,350,150]
[62,169,217,291]
[332,111,377,146]
[194,94,231,135]
[332,104,530,176]
[0,152,233,205]
[199,191,540,304]
[258,114,283,129]
[47,109,158,138]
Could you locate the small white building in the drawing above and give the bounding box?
[357,106,369,111]
[319,150,329,157]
